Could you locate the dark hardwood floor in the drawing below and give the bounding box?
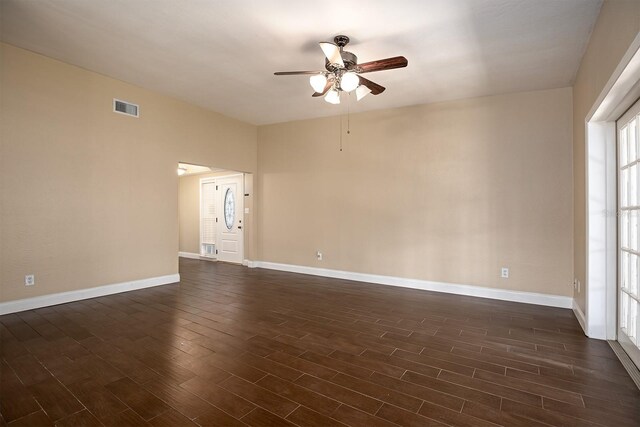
[2,258,640,426]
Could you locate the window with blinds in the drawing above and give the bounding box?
[201,180,217,257]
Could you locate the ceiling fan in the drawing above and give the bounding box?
[274,35,408,104]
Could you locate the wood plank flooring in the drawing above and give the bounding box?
[2,258,640,426]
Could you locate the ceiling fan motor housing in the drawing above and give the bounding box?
[323,35,358,72]
[325,51,358,71]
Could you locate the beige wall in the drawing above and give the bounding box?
[258,88,574,297]
[178,171,255,257]
[2,29,598,304]
[0,43,257,302]
[572,0,640,312]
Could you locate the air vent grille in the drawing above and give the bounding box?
[113,99,139,117]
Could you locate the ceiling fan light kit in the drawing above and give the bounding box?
[325,89,341,104]
[356,84,372,101]
[309,74,328,93]
[340,72,359,92]
[275,35,407,105]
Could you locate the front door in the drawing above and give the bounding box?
[617,99,640,369]
[216,174,244,264]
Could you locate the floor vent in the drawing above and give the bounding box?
[113,99,139,117]
[608,340,640,390]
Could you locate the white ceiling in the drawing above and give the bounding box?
[1,0,602,125]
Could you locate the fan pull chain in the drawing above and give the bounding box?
[347,92,351,136]
[339,93,352,152]
[340,92,352,152]
[339,114,343,152]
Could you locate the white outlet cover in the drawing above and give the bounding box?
[25,275,35,286]
[501,268,509,278]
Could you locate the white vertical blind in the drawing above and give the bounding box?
[201,181,216,245]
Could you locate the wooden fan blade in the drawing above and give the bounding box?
[319,42,345,67]
[357,56,408,73]
[312,80,334,97]
[274,71,323,76]
[358,76,385,95]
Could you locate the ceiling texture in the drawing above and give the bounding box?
[1,0,602,125]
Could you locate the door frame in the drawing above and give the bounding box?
[585,32,640,340]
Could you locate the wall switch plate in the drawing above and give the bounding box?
[316,251,322,261]
[25,275,35,286]
[501,267,509,279]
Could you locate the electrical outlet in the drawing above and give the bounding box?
[501,267,509,279]
[25,275,35,286]
[316,250,322,261]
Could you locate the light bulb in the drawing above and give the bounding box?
[309,74,327,93]
[356,85,371,101]
[340,72,359,92]
[324,89,340,104]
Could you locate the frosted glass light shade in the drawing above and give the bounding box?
[309,74,327,93]
[319,42,344,67]
[340,72,359,92]
[324,89,340,104]
[356,85,371,101]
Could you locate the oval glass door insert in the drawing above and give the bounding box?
[224,188,235,230]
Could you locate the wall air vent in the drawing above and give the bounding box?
[113,99,139,117]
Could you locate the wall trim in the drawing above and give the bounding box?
[178,251,201,260]
[254,261,572,309]
[573,299,587,335]
[0,274,180,315]
[243,259,257,268]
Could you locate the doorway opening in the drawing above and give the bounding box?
[178,162,250,265]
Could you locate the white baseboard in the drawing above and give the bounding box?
[573,299,587,335]
[254,261,573,309]
[179,252,216,262]
[178,251,202,260]
[0,274,180,315]
[243,259,257,268]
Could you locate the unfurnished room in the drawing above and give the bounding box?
[1,1,640,426]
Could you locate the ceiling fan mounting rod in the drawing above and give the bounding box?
[334,35,350,49]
